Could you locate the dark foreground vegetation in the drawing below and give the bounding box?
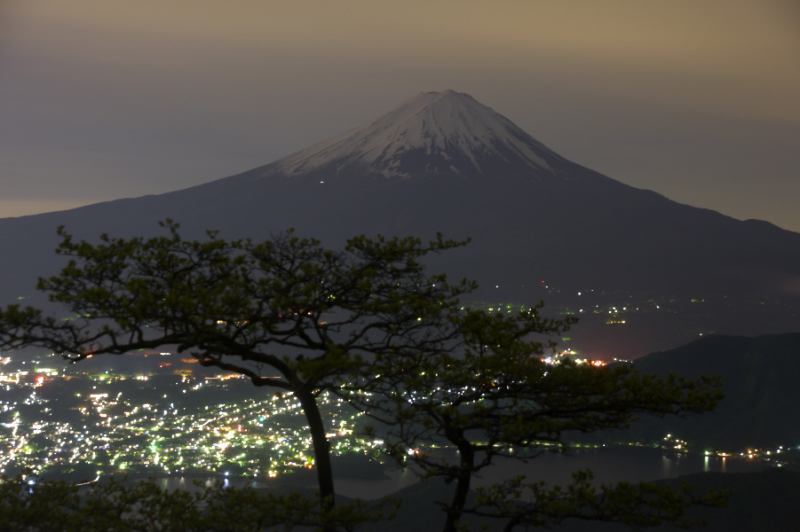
[0,223,729,531]
[5,468,796,532]
[552,468,800,532]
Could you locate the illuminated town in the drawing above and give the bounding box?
[0,338,796,486]
[0,354,382,482]
[0,291,794,483]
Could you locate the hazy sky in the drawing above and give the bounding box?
[2,1,799,231]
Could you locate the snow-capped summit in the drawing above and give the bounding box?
[267,90,566,181]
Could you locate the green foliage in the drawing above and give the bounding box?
[0,220,472,382]
[547,468,800,532]
[348,305,724,532]
[470,470,728,531]
[0,222,729,531]
[0,474,399,532]
[0,220,472,521]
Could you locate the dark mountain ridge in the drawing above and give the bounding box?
[1,91,798,355]
[613,333,800,449]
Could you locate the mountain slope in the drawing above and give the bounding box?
[1,91,798,330]
[615,333,800,449]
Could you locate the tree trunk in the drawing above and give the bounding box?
[443,445,475,532]
[296,388,336,512]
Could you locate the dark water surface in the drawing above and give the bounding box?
[158,446,769,500]
[334,446,769,499]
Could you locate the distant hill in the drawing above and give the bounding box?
[612,333,800,450]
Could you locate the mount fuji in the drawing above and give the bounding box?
[264,90,565,181]
[1,90,799,355]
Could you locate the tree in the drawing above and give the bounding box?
[470,470,728,532]
[345,307,726,532]
[0,221,472,522]
[0,472,399,532]
[0,222,727,531]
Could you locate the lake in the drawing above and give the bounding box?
[158,445,770,499]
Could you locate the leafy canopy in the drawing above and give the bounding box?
[0,473,398,532]
[346,303,724,531]
[0,220,473,521]
[0,220,472,385]
[0,221,727,532]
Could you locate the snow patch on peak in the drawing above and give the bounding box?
[272,91,562,179]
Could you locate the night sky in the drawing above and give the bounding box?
[1,1,799,231]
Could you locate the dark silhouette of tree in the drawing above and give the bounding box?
[0,222,726,531]
[346,307,726,532]
[0,472,398,531]
[0,221,472,526]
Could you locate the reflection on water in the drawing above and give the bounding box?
[661,454,673,479]
[157,476,252,493]
[333,447,769,500]
[159,447,768,500]
[333,467,419,499]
